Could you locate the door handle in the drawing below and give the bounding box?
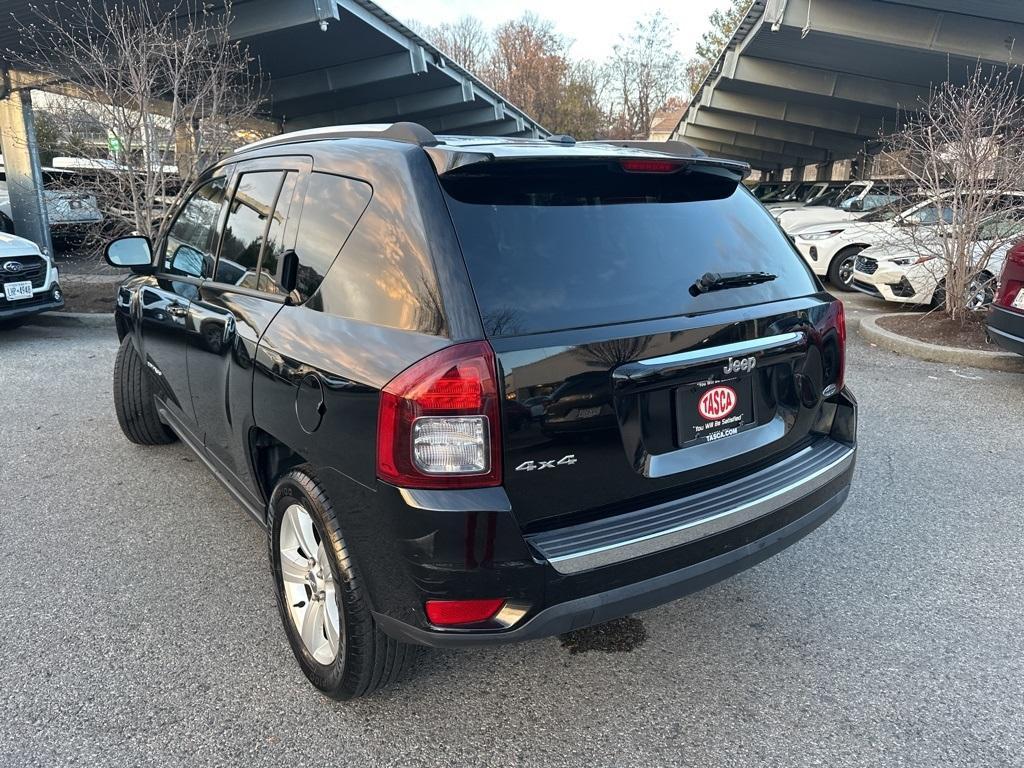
[168,306,188,318]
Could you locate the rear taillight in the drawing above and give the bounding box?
[994,241,1024,313]
[377,341,502,489]
[822,300,846,395]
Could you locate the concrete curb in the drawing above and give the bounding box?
[859,312,1024,374]
[27,311,115,328]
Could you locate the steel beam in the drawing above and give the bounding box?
[770,0,1024,66]
[0,88,53,255]
[419,104,505,132]
[682,123,831,164]
[692,90,881,148]
[229,0,340,38]
[721,55,930,112]
[271,50,428,103]
[686,137,805,169]
[286,83,475,130]
[459,118,523,137]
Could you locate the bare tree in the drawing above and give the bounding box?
[419,15,490,73]
[10,0,266,254]
[878,66,1024,321]
[482,13,572,132]
[605,12,684,139]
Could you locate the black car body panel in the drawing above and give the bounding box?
[112,129,857,647]
[987,305,1024,356]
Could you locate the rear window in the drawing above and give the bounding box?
[442,162,818,337]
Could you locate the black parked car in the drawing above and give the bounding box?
[105,123,857,699]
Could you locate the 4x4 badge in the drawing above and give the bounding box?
[515,455,577,472]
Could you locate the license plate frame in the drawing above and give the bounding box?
[676,376,756,447]
[3,280,33,302]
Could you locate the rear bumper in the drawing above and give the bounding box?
[986,305,1024,356]
[374,478,851,647]
[362,387,858,648]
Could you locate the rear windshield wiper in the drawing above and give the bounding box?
[690,271,777,296]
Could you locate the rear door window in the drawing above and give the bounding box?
[443,162,818,337]
[292,172,372,303]
[216,171,286,287]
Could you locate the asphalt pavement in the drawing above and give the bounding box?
[1,305,1023,767]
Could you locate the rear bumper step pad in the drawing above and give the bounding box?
[527,439,855,574]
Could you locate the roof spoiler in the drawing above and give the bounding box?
[236,122,439,153]
[580,139,707,158]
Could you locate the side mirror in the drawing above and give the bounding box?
[848,200,864,212]
[105,236,154,273]
[168,244,205,278]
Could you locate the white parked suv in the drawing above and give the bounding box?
[851,210,1024,307]
[0,231,63,328]
[790,192,1024,291]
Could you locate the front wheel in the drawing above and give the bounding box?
[828,246,864,292]
[112,336,177,445]
[268,468,416,699]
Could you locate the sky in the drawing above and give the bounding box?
[377,0,730,63]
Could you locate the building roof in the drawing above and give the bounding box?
[673,0,1024,170]
[0,0,547,139]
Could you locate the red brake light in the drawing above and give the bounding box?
[425,598,506,626]
[620,159,680,173]
[821,300,846,396]
[835,301,847,392]
[377,341,502,489]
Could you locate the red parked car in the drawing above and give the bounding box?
[987,240,1024,356]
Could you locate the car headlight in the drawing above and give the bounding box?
[890,255,937,266]
[798,230,845,241]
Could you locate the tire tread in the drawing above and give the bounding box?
[112,336,176,445]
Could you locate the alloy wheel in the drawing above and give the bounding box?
[837,254,856,288]
[279,503,342,665]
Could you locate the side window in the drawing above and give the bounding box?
[292,172,372,303]
[256,172,299,294]
[216,171,286,287]
[164,176,228,277]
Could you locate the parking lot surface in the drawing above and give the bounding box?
[2,310,1023,767]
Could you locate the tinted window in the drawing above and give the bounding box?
[165,176,228,278]
[292,172,372,302]
[217,171,284,287]
[256,172,298,294]
[443,163,818,337]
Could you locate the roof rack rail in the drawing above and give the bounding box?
[236,122,440,154]
[580,139,706,159]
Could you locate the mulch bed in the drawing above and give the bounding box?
[60,279,118,314]
[877,311,995,352]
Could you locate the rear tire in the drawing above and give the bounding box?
[828,246,864,292]
[268,468,416,699]
[112,336,177,445]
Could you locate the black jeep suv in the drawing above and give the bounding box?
[105,123,857,698]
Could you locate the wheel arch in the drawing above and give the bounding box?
[250,426,309,516]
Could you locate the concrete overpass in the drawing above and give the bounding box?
[0,0,547,253]
[673,0,1024,175]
